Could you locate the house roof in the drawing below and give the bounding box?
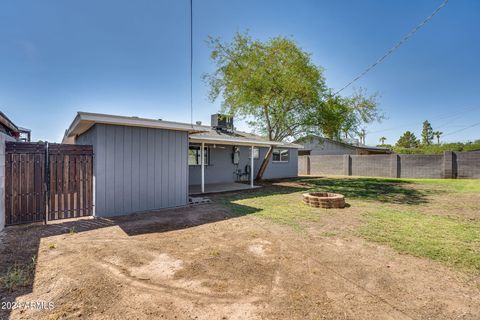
[64,111,302,148]
[189,126,303,148]
[296,136,391,153]
[64,112,206,141]
[0,111,19,133]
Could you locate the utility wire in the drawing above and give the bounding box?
[367,105,477,134]
[442,121,480,137]
[190,0,193,126]
[334,0,449,95]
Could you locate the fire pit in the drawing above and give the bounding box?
[303,192,345,209]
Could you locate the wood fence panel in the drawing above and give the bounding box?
[47,144,93,221]
[4,142,93,226]
[5,143,46,225]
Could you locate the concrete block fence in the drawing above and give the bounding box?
[299,151,480,179]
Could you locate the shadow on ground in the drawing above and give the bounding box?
[217,176,432,206]
[0,176,430,319]
[0,201,259,319]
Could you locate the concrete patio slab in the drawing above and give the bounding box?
[189,182,260,195]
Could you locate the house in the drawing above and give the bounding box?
[0,111,31,141]
[297,136,391,156]
[0,112,20,140]
[0,111,25,231]
[62,112,301,217]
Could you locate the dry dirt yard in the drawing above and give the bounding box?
[0,177,479,320]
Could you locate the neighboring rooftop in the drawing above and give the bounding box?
[0,111,19,136]
[296,135,392,154]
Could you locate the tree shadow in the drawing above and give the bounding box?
[0,201,260,319]
[298,177,432,205]
[216,176,432,206]
[0,176,432,318]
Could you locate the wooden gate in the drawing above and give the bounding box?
[5,143,46,225]
[4,142,93,226]
[48,144,93,221]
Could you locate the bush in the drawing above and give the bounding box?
[392,141,480,154]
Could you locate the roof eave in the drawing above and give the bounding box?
[189,136,303,148]
[66,112,206,138]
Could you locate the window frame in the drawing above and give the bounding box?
[272,148,289,163]
[188,145,210,166]
[249,147,259,160]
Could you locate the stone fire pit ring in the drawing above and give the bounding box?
[303,192,345,209]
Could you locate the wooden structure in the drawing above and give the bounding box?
[4,142,93,225]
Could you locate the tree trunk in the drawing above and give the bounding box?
[255,146,273,180]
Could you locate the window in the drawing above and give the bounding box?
[249,147,259,159]
[188,146,209,166]
[272,149,289,162]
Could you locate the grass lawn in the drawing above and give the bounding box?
[221,177,480,273]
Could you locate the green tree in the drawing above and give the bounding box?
[421,120,434,145]
[205,32,326,179]
[433,131,443,144]
[379,136,387,145]
[396,131,420,148]
[311,89,382,141]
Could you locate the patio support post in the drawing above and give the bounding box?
[250,145,254,188]
[201,142,205,193]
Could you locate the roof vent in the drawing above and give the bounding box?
[211,114,233,131]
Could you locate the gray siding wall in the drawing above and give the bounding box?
[0,133,15,231]
[77,124,189,217]
[189,146,298,185]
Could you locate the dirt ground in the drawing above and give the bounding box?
[1,184,479,319]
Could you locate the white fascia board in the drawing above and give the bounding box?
[189,136,282,147]
[66,112,205,137]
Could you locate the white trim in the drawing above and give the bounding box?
[65,112,206,139]
[189,136,282,147]
[272,148,290,163]
[250,145,254,188]
[201,142,205,193]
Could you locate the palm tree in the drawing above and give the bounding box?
[358,129,366,144]
[379,136,387,145]
[433,131,443,144]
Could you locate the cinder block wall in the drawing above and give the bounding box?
[0,133,15,232]
[399,154,443,178]
[299,151,480,179]
[309,155,344,175]
[351,155,391,177]
[456,151,480,178]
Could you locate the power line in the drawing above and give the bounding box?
[190,0,193,125]
[334,0,449,95]
[367,105,477,134]
[442,121,480,137]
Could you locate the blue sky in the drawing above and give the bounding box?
[1,0,479,145]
